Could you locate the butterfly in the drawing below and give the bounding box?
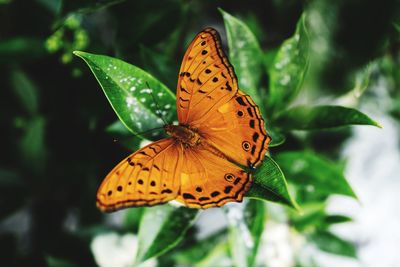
[97,28,271,212]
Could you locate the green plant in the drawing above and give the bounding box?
[74,9,379,266]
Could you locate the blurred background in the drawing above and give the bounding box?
[1,0,399,267]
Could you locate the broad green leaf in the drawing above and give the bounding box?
[246,155,299,210]
[197,242,230,267]
[19,116,47,174]
[11,69,39,115]
[123,207,145,232]
[245,200,265,267]
[267,127,285,147]
[310,231,356,258]
[74,51,176,140]
[275,105,381,130]
[226,201,266,267]
[269,14,309,109]
[276,151,357,201]
[227,209,249,267]
[173,230,226,264]
[106,120,146,150]
[289,203,325,233]
[136,205,198,263]
[220,8,263,106]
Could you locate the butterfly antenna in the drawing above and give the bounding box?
[132,126,165,137]
[146,82,169,126]
[115,126,165,142]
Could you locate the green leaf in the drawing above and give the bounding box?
[19,116,47,174]
[275,105,381,130]
[324,215,352,225]
[196,242,230,267]
[289,203,326,233]
[220,8,263,106]
[227,208,249,267]
[105,120,143,150]
[74,51,176,140]
[226,201,266,267]
[136,205,198,263]
[246,155,299,210]
[123,207,145,232]
[245,200,265,267]
[310,231,356,258]
[269,14,309,109]
[266,127,285,147]
[275,151,357,201]
[11,69,39,115]
[173,230,226,264]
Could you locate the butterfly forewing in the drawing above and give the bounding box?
[97,138,182,212]
[177,28,238,125]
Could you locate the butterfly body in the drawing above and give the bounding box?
[164,124,201,148]
[97,28,271,212]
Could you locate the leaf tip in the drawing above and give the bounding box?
[375,121,383,128]
[217,7,225,14]
[72,50,83,57]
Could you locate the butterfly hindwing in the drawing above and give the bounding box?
[198,90,271,168]
[177,28,238,125]
[175,146,252,208]
[97,138,182,212]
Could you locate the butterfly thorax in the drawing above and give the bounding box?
[164,124,201,147]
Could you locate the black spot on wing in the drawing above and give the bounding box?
[249,120,255,128]
[183,193,196,200]
[236,97,246,106]
[247,107,254,117]
[253,132,259,142]
[161,189,173,194]
[211,191,220,197]
[224,186,233,194]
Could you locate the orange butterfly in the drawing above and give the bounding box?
[97,28,271,212]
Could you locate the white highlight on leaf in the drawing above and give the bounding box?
[140,88,153,94]
[280,74,291,86]
[126,96,134,108]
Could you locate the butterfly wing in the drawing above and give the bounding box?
[177,28,238,125]
[199,90,271,168]
[175,145,252,208]
[97,138,182,212]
